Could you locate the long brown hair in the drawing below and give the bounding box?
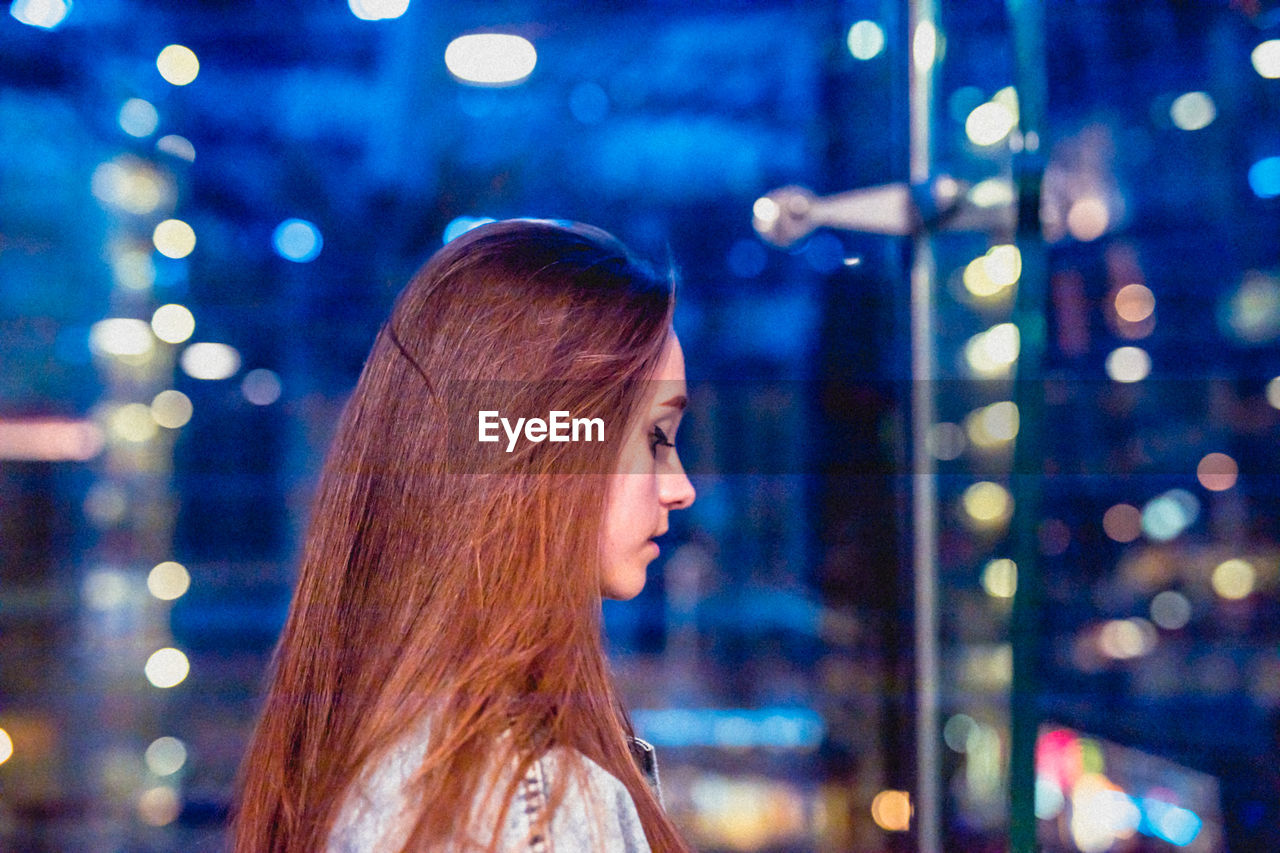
[229,220,690,852]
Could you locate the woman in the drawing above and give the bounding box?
[230,219,697,852]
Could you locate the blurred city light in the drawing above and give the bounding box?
[0,418,104,461]
[147,561,190,601]
[91,157,169,215]
[1105,346,1150,383]
[90,318,154,358]
[1222,270,1280,343]
[961,481,1013,527]
[241,368,283,406]
[1066,196,1109,241]
[966,400,1019,448]
[111,246,157,291]
[1102,503,1142,543]
[150,390,193,429]
[137,785,180,826]
[1251,39,1280,79]
[912,21,937,72]
[1113,283,1154,322]
[963,323,1020,377]
[963,245,1021,297]
[272,218,323,262]
[1098,618,1156,659]
[630,707,825,749]
[156,134,196,162]
[156,44,199,86]
[83,569,129,611]
[9,0,69,29]
[1141,489,1199,542]
[118,98,159,138]
[870,789,911,832]
[1211,558,1255,600]
[1169,91,1215,131]
[151,304,195,344]
[1150,590,1192,630]
[144,648,190,688]
[981,557,1017,599]
[927,421,966,460]
[348,0,409,20]
[180,342,241,380]
[445,34,537,86]
[965,102,1017,146]
[1268,376,1280,409]
[1196,452,1238,491]
[144,736,187,776]
[943,714,976,752]
[153,218,196,259]
[1248,156,1280,198]
[846,20,885,60]
[0,727,11,765]
[110,403,158,443]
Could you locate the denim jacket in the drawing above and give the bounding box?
[326,719,663,852]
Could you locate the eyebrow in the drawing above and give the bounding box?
[659,394,688,411]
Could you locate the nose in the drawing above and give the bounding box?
[659,455,696,510]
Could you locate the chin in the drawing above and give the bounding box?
[602,566,647,601]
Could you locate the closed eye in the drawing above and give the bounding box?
[649,425,675,455]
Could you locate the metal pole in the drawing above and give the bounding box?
[907,1,941,851]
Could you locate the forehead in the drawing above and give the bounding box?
[653,332,686,383]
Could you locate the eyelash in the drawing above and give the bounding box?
[649,425,675,455]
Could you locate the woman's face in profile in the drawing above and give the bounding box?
[600,332,697,600]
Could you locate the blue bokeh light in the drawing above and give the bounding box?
[1248,156,1280,198]
[272,219,323,263]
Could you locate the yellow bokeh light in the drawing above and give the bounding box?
[981,558,1018,599]
[91,157,170,215]
[180,342,241,380]
[145,648,190,688]
[156,44,199,86]
[963,245,1021,298]
[147,561,191,601]
[151,304,195,344]
[112,247,157,291]
[1114,283,1155,322]
[0,727,12,765]
[962,481,1013,526]
[150,390,193,429]
[963,323,1020,377]
[965,102,1016,146]
[110,403,159,443]
[153,219,196,259]
[871,789,912,832]
[1098,618,1155,659]
[90,318,154,358]
[1066,196,1109,241]
[1268,377,1280,410]
[1211,558,1255,600]
[138,785,181,826]
[1197,452,1238,492]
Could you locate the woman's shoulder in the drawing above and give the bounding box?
[326,722,655,853]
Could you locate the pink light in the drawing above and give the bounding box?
[0,419,105,461]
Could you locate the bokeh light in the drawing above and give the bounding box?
[348,0,409,20]
[1169,91,1215,131]
[1102,503,1142,543]
[145,737,187,776]
[1251,40,1280,79]
[153,219,196,259]
[90,318,154,358]
[137,785,180,826]
[1150,590,1192,630]
[144,648,189,688]
[962,481,1013,527]
[1105,346,1150,383]
[1211,558,1255,600]
[118,98,159,138]
[241,368,283,406]
[91,157,169,215]
[966,401,1019,448]
[1267,376,1280,410]
[1221,271,1280,343]
[1248,157,1280,199]
[963,244,1021,297]
[111,247,157,291]
[10,0,70,29]
[150,390,192,429]
[965,102,1017,146]
[1098,618,1156,659]
[0,727,11,765]
[156,44,199,86]
[1113,283,1155,322]
[1141,489,1199,542]
[110,403,158,443]
[981,557,1018,599]
[151,304,195,344]
[870,789,912,832]
[912,21,937,72]
[147,561,190,601]
[1066,196,1109,241]
[445,34,537,86]
[928,421,966,460]
[82,569,128,611]
[272,218,323,262]
[180,343,241,380]
[846,20,885,60]
[156,134,196,162]
[1196,452,1238,492]
[943,714,976,752]
[963,323,1020,377]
